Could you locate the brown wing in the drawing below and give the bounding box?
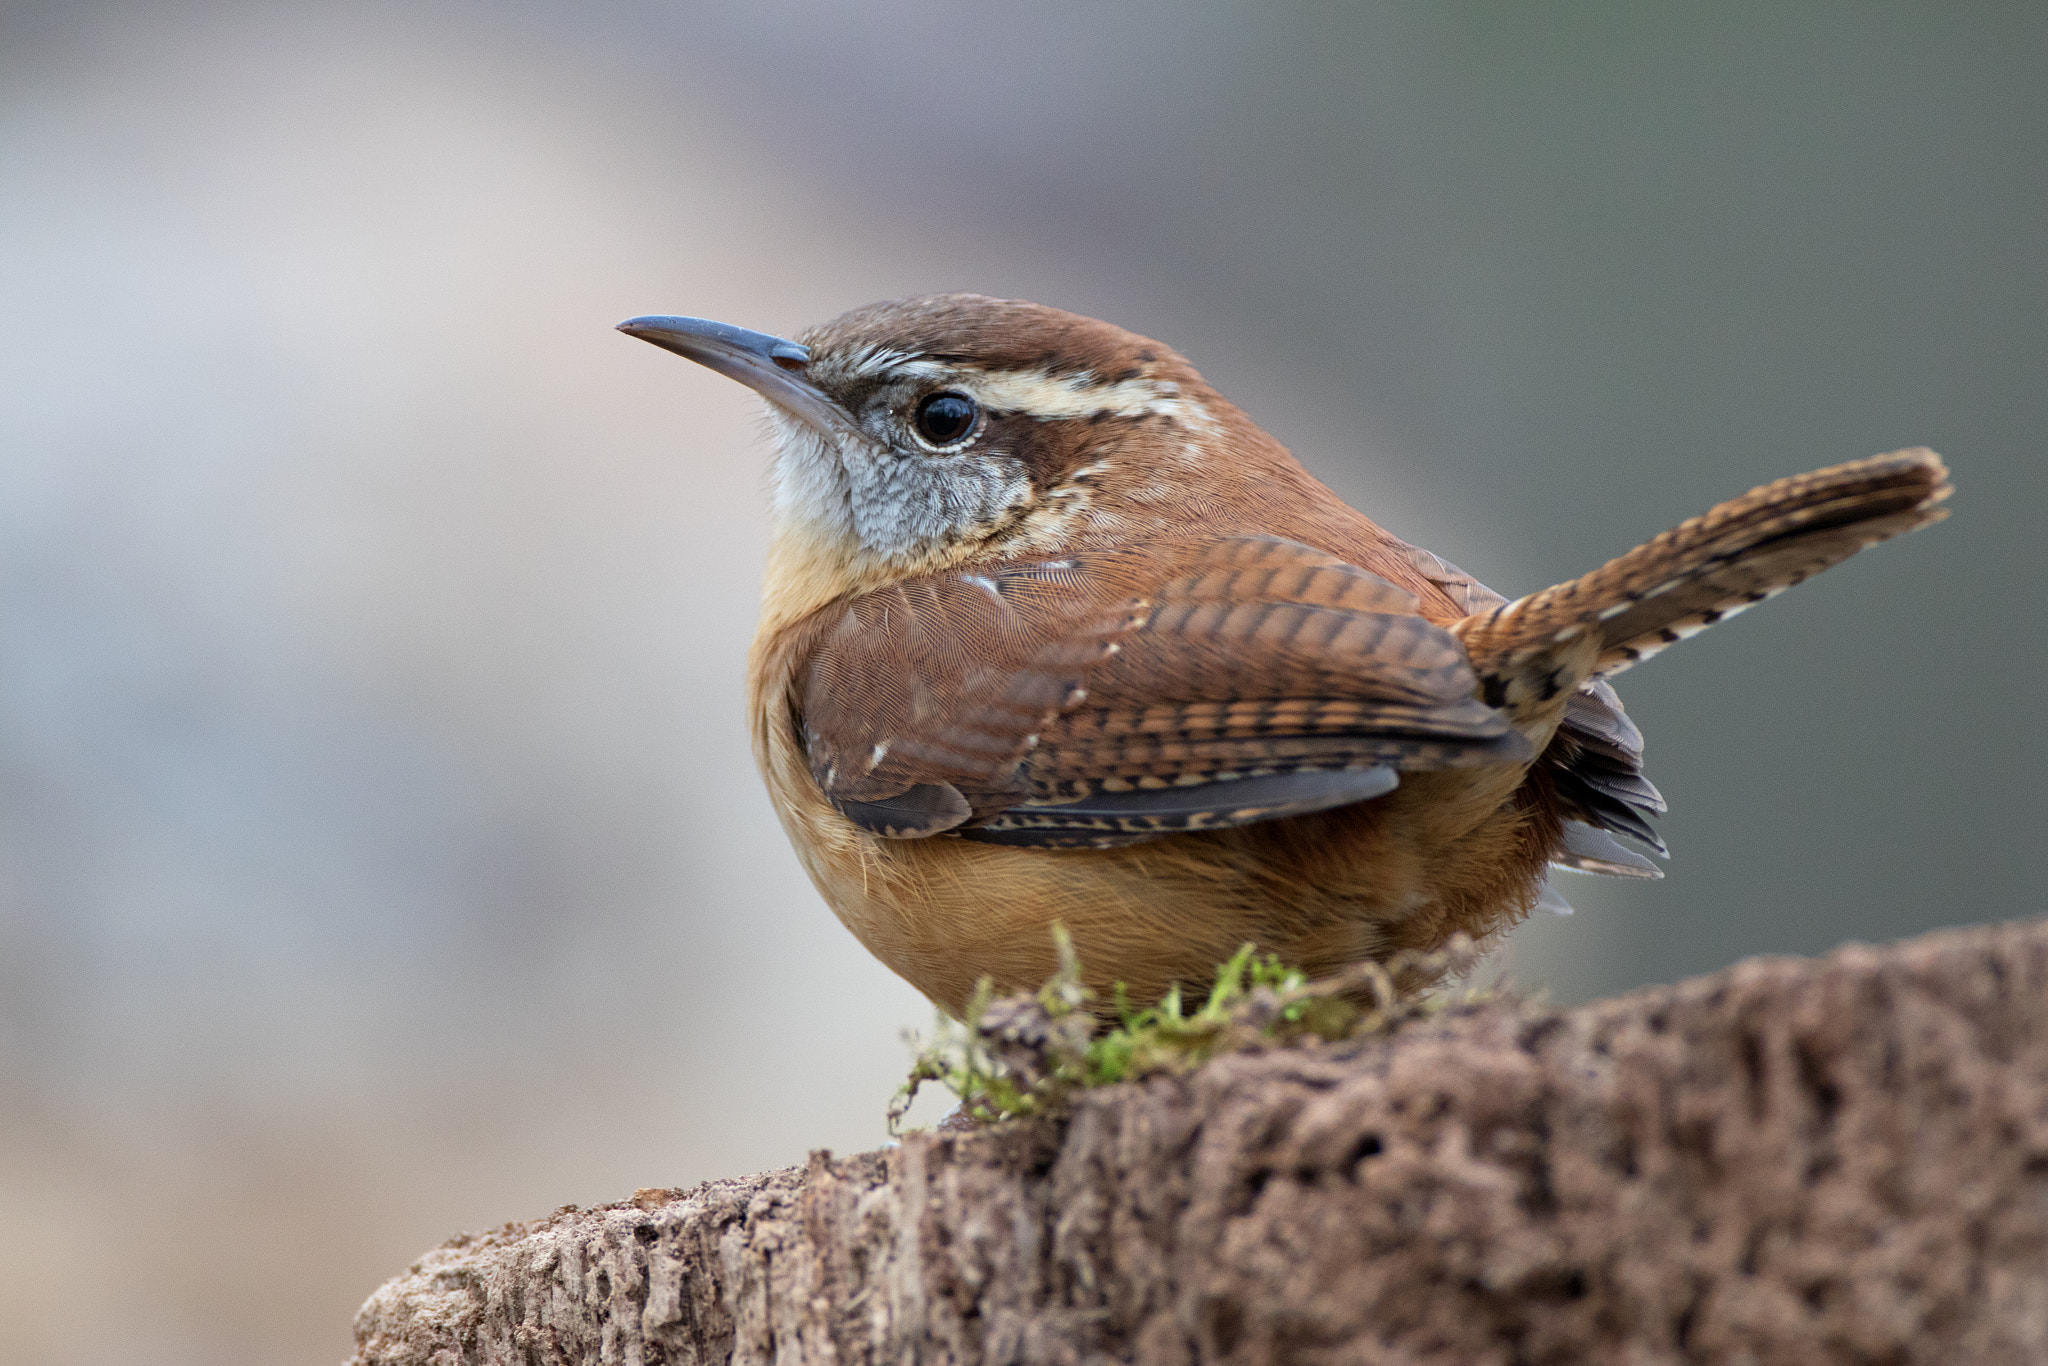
[792,562,1138,837]
[1400,541,1667,877]
[793,536,1527,846]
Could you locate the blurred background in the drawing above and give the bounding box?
[0,2,2041,1361]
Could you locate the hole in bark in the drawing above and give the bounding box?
[1227,1167,1274,1214]
[1794,1041,1842,1129]
[1804,1281,1831,1311]
[1738,1226,1766,1275]
[1207,1298,1245,1353]
[2022,1154,2048,1176]
[1523,1151,1558,1217]
[595,1270,612,1301]
[1676,1297,1699,1349]
[1347,1133,1383,1170]
[1740,1031,1766,1118]
[1646,1011,1668,1034]
[634,1224,659,1246]
[1522,1267,1590,1301]
[1521,1017,1564,1051]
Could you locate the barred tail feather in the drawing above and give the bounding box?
[1458,449,1951,682]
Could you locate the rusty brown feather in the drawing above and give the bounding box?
[620,295,1952,1012]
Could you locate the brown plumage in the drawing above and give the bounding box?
[619,295,1952,1012]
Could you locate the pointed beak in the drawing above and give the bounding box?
[616,315,855,439]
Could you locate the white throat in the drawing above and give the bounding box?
[764,411,1033,563]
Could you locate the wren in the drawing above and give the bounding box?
[620,295,1950,1011]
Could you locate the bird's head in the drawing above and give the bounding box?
[620,295,1259,585]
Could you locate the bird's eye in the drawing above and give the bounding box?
[912,392,979,447]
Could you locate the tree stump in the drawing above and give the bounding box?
[352,919,2048,1365]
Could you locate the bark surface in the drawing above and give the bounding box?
[352,919,2048,1365]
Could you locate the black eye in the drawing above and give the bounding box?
[913,391,978,446]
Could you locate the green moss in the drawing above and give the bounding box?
[889,927,1483,1134]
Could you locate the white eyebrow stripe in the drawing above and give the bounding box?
[961,370,1217,427]
[842,352,1219,426]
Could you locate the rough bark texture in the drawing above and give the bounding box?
[353,919,2048,1365]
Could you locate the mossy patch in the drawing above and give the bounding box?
[890,927,1486,1133]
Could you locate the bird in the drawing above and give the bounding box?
[619,294,1951,1013]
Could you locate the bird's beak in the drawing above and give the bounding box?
[616,315,856,440]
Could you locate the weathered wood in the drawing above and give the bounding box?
[353,919,2048,1365]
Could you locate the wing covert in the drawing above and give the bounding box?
[792,536,1531,846]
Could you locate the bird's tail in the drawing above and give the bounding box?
[1453,448,1951,708]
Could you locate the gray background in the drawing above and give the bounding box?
[0,3,2040,1362]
